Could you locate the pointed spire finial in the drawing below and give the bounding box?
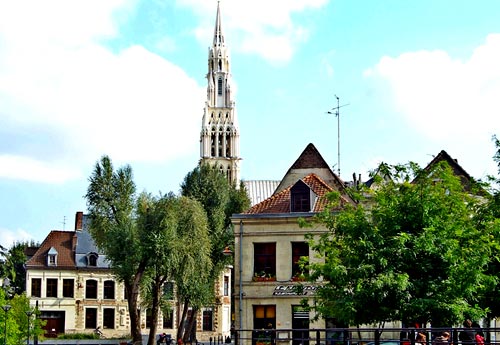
[213,0,224,46]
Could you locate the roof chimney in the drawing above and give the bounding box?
[75,211,83,231]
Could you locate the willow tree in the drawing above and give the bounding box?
[137,193,212,345]
[307,161,491,328]
[180,164,250,341]
[85,156,144,344]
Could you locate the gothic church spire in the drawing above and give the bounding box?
[200,1,241,185]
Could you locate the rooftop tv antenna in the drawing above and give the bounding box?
[326,95,349,177]
[61,216,66,230]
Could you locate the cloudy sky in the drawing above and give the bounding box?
[1,0,499,248]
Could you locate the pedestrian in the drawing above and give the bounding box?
[416,332,427,345]
[459,320,475,345]
[433,331,450,345]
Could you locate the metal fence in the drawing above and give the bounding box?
[232,327,500,345]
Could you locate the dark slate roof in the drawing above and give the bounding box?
[75,214,111,268]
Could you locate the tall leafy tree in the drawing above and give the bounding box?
[0,241,39,294]
[307,161,490,329]
[85,155,144,344]
[475,135,500,321]
[180,164,250,339]
[137,193,212,345]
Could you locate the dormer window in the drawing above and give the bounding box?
[290,180,315,212]
[86,253,98,267]
[47,247,58,266]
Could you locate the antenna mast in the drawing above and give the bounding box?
[327,95,349,177]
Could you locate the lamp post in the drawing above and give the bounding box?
[26,310,34,345]
[2,305,11,345]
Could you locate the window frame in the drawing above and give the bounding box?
[63,278,74,298]
[253,243,276,278]
[31,278,42,298]
[103,280,115,300]
[103,308,115,329]
[46,278,58,298]
[86,279,98,299]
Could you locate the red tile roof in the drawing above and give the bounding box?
[245,173,350,214]
[26,230,76,269]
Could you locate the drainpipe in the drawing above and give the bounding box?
[239,220,243,334]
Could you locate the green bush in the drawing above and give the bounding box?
[57,333,99,339]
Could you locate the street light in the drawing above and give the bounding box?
[2,305,11,345]
[26,310,34,345]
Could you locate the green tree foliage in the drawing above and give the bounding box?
[474,135,500,320]
[0,290,44,345]
[307,161,491,328]
[179,164,250,340]
[85,155,144,344]
[137,193,212,345]
[0,241,39,294]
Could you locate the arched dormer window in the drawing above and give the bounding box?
[47,247,58,266]
[86,252,98,267]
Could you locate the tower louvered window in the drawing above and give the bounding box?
[218,77,223,95]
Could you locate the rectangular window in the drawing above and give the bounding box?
[85,308,97,329]
[146,308,152,329]
[253,305,276,329]
[223,276,229,296]
[163,309,174,329]
[31,278,41,298]
[163,282,174,300]
[103,308,115,329]
[63,279,74,298]
[292,242,309,278]
[203,309,213,331]
[46,278,58,297]
[254,243,276,279]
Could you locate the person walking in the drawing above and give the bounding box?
[459,320,475,345]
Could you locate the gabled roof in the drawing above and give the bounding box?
[244,173,349,214]
[26,230,76,269]
[274,143,348,195]
[421,150,475,192]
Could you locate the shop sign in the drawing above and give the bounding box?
[272,284,317,296]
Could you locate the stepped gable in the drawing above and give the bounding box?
[245,173,348,214]
[26,230,76,269]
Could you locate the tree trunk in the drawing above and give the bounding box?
[147,278,164,345]
[127,263,146,345]
[176,299,189,342]
[183,308,198,344]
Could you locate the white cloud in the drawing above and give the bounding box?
[365,34,500,141]
[365,34,500,179]
[0,226,34,249]
[181,0,328,63]
[0,0,205,183]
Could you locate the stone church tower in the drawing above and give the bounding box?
[200,1,241,185]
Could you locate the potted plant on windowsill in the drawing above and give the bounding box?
[252,272,276,282]
[291,273,306,282]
